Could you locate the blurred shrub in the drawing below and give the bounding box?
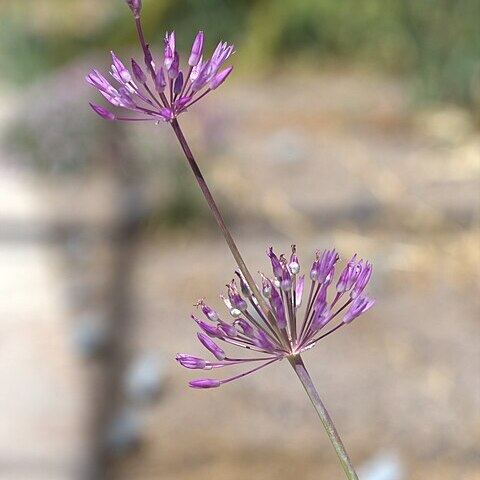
[0,0,478,111]
[243,0,479,111]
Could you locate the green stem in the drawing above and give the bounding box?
[289,355,359,480]
[169,118,271,317]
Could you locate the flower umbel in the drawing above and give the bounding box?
[87,19,234,123]
[177,246,375,389]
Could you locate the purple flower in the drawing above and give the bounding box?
[86,18,234,123]
[188,31,204,67]
[343,295,376,324]
[177,246,375,389]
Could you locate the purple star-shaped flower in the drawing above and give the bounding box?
[86,27,234,123]
[177,246,375,389]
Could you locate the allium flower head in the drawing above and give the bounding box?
[177,246,375,389]
[86,30,234,123]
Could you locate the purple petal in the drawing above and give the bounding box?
[197,332,226,360]
[343,295,376,324]
[86,69,117,96]
[289,245,300,274]
[198,301,219,322]
[254,329,276,351]
[188,31,204,67]
[295,275,305,307]
[173,71,184,95]
[168,51,180,79]
[336,255,362,293]
[174,95,193,112]
[280,266,292,292]
[227,280,247,312]
[111,51,132,84]
[155,67,166,93]
[269,284,286,329]
[164,31,176,70]
[267,247,283,278]
[189,378,221,389]
[317,249,339,284]
[191,60,213,92]
[192,315,223,338]
[210,66,233,90]
[176,354,207,369]
[190,56,203,82]
[89,103,116,120]
[218,320,237,338]
[131,58,146,83]
[234,318,255,337]
[351,262,373,299]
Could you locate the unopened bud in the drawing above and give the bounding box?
[189,31,204,67]
[210,66,233,90]
[131,58,146,83]
[125,0,142,18]
[189,378,221,389]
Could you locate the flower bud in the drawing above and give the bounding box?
[269,285,286,329]
[89,103,116,120]
[343,295,375,324]
[280,267,292,292]
[192,315,223,338]
[234,318,255,337]
[351,262,372,299]
[197,333,226,360]
[267,247,283,279]
[210,66,233,90]
[176,354,207,369]
[189,31,204,67]
[218,320,237,337]
[289,245,300,274]
[168,51,180,79]
[235,269,252,297]
[173,71,184,95]
[295,275,305,307]
[227,281,247,312]
[189,378,221,389]
[125,0,142,18]
[198,301,218,322]
[131,58,146,83]
[155,67,166,93]
[337,255,362,293]
[111,51,131,83]
[317,249,339,284]
[254,329,276,351]
[164,32,176,70]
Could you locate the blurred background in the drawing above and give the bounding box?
[0,0,479,479]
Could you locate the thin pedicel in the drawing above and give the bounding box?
[86,2,377,479]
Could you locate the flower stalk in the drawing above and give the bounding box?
[170,118,271,317]
[289,354,359,480]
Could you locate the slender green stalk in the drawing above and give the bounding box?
[170,118,271,317]
[289,355,359,480]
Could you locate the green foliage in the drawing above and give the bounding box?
[0,0,478,109]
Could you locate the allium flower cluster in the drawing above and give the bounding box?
[177,246,375,389]
[86,28,234,123]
